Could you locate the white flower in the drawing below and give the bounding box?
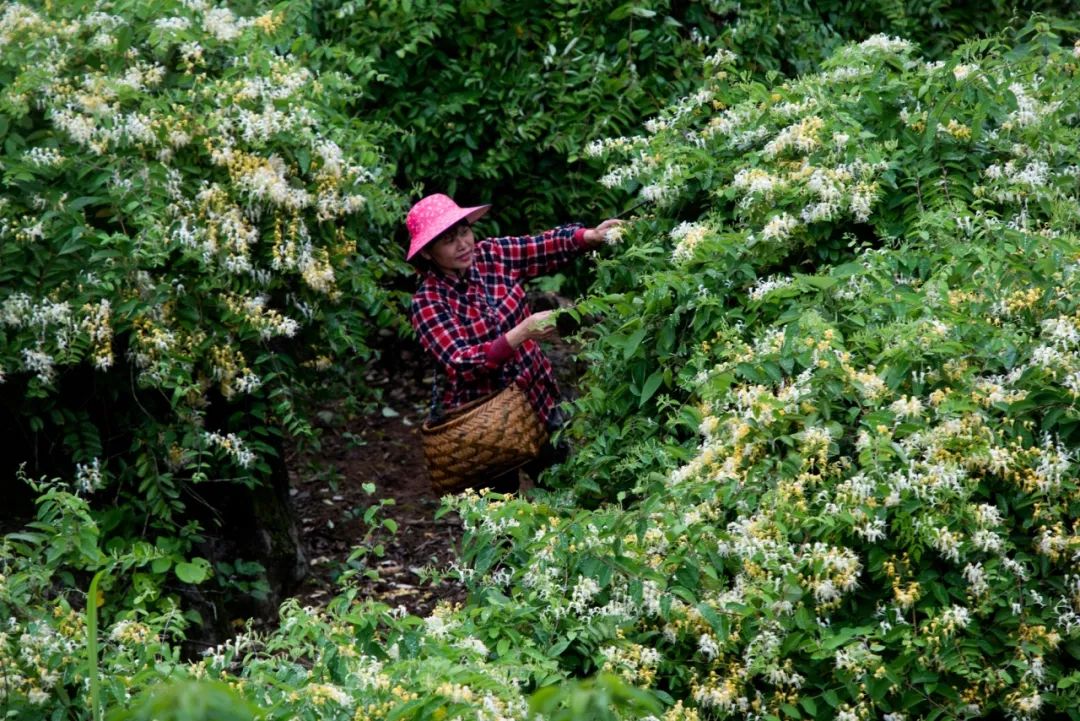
[1011,691,1042,716]
[455,637,489,656]
[180,41,204,63]
[423,613,457,639]
[705,48,737,66]
[732,168,784,196]
[569,576,601,613]
[697,633,720,659]
[971,529,1003,554]
[644,117,669,134]
[962,563,987,595]
[1014,160,1049,188]
[764,116,824,157]
[931,526,962,563]
[952,64,974,81]
[939,604,970,633]
[855,517,887,542]
[858,34,913,54]
[973,503,1003,527]
[761,213,798,242]
[849,184,876,222]
[21,348,56,384]
[204,431,255,468]
[801,201,837,224]
[308,683,350,706]
[24,146,64,167]
[748,274,793,301]
[890,395,924,420]
[641,181,675,205]
[1001,556,1028,580]
[670,222,709,262]
[813,578,841,604]
[75,458,104,494]
[154,16,191,32]
[603,224,624,245]
[204,7,245,41]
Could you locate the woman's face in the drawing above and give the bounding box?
[422,221,475,274]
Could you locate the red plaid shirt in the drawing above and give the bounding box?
[410,224,588,429]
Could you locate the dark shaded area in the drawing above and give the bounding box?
[0,355,153,529]
[0,353,308,653]
[178,437,308,654]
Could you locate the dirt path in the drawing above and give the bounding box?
[288,342,467,615]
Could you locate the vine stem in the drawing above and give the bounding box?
[87,570,106,721]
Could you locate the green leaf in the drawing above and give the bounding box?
[623,328,647,360]
[639,370,663,407]
[175,558,211,584]
[1059,674,1080,690]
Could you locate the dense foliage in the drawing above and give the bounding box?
[717,0,1080,75]
[293,0,1080,236]
[302,0,721,234]
[7,2,1080,720]
[554,17,1080,718]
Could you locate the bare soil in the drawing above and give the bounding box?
[287,342,466,615]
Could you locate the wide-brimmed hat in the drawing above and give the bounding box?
[405,193,491,261]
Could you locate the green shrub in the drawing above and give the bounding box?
[520,16,1080,719]
[108,680,263,721]
[303,0,722,235]
[0,476,183,719]
[295,1,1080,243]
[718,0,1080,75]
[0,0,405,547]
[563,19,1080,494]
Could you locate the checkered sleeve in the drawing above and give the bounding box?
[410,291,502,381]
[490,223,588,281]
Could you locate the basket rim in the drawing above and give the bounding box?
[422,383,527,434]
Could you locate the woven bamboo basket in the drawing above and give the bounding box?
[421,384,548,493]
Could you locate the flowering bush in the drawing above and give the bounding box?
[301,1,1080,236]
[9,5,1080,721]
[537,18,1080,719]
[565,20,1080,493]
[0,1,404,540]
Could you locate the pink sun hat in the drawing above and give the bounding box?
[405,193,491,261]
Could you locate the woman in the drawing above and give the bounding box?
[406,193,620,491]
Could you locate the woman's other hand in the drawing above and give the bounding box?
[507,310,558,348]
[583,219,623,246]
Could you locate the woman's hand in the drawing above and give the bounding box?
[583,219,624,246]
[506,310,558,348]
